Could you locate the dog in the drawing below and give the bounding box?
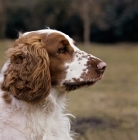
[0,29,106,140]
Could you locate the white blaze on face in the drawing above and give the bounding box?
[64,48,99,82]
[63,34,99,83]
[65,50,88,82]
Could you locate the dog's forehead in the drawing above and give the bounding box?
[22,29,79,51]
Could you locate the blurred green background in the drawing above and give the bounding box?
[0,0,138,139]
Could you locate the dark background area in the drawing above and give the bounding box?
[0,0,138,43]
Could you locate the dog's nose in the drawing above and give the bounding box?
[97,61,107,73]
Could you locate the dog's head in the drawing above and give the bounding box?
[1,29,106,103]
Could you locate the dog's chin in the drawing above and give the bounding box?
[63,80,97,91]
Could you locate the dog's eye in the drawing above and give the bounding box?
[57,46,68,54]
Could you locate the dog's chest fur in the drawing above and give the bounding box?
[0,90,73,140]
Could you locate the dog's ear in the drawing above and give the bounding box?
[1,36,51,103]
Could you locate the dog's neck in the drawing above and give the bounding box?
[0,88,74,140]
[0,87,68,113]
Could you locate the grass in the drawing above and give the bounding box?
[68,43,138,118]
[68,43,138,139]
[0,40,13,67]
[0,40,138,140]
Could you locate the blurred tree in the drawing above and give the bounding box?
[71,0,108,45]
[0,0,35,38]
[5,7,32,38]
[0,0,138,42]
[105,0,138,42]
[32,0,84,41]
[33,0,70,29]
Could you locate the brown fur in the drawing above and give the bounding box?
[41,33,74,86]
[2,32,74,103]
[2,92,11,104]
[2,35,51,103]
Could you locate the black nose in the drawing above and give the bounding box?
[97,61,107,73]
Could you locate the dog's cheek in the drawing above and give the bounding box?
[49,58,67,86]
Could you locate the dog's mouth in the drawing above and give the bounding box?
[63,80,97,91]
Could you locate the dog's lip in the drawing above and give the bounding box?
[63,80,97,91]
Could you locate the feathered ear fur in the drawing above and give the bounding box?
[1,35,51,103]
